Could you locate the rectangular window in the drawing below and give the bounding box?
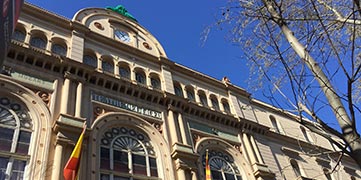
[132,154,146,175]
[113,150,128,172]
[10,159,26,180]
[0,157,9,180]
[149,157,158,177]
[0,128,14,151]
[100,147,110,170]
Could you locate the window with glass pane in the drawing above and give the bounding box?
[174,84,183,97]
[202,150,243,180]
[30,36,46,49]
[199,93,208,107]
[135,72,146,84]
[119,67,130,79]
[13,29,26,42]
[186,89,195,101]
[0,97,33,180]
[100,127,158,180]
[83,55,97,68]
[51,44,67,56]
[102,61,114,74]
[151,77,161,90]
[211,97,219,110]
[222,101,231,113]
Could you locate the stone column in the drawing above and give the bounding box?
[131,69,136,83]
[114,64,120,77]
[176,168,187,180]
[195,92,201,105]
[51,142,64,180]
[75,81,83,118]
[250,135,264,164]
[167,109,180,144]
[178,113,189,145]
[191,169,198,180]
[242,133,258,164]
[60,75,71,114]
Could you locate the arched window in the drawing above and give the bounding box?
[210,95,219,110]
[186,86,195,101]
[173,82,183,97]
[198,91,208,107]
[202,150,243,180]
[290,159,301,177]
[135,70,146,85]
[30,35,47,49]
[119,66,130,79]
[83,54,97,68]
[301,127,313,144]
[13,29,26,42]
[150,75,161,90]
[101,57,114,74]
[0,97,33,179]
[222,100,231,114]
[51,43,67,56]
[269,115,284,134]
[99,127,158,179]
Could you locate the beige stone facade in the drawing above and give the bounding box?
[0,2,360,180]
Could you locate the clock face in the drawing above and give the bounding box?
[115,30,130,43]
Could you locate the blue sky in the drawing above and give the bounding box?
[25,1,360,133]
[26,0,249,90]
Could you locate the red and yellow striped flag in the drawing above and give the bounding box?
[63,124,86,180]
[205,149,211,180]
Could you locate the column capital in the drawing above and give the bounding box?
[64,71,86,83]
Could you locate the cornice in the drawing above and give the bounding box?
[23,2,71,29]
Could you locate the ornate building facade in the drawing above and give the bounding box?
[1,2,360,180]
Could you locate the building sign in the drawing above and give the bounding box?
[91,92,162,119]
[11,71,53,90]
[0,0,23,66]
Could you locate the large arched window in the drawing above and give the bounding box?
[99,126,158,180]
[300,127,313,144]
[83,52,97,68]
[210,95,219,111]
[173,82,183,97]
[0,97,33,180]
[198,91,208,107]
[202,150,242,180]
[51,39,67,56]
[221,99,231,114]
[150,74,161,90]
[135,69,146,85]
[101,56,114,74]
[119,65,131,79]
[13,28,26,42]
[269,115,284,134]
[185,86,195,102]
[29,33,47,50]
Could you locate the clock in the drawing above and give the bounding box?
[114,30,130,43]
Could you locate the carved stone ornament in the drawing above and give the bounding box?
[36,91,50,105]
[94,106,105,119]
[152,122,162,134]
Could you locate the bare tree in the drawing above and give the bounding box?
[209,0,361,168]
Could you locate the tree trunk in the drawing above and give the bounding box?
[262,0,361,168]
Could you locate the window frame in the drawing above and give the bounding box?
[99,127,160,180]
[0,97,33,180]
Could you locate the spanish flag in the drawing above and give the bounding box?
[63,124,86,180]
[205,149,211,180]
